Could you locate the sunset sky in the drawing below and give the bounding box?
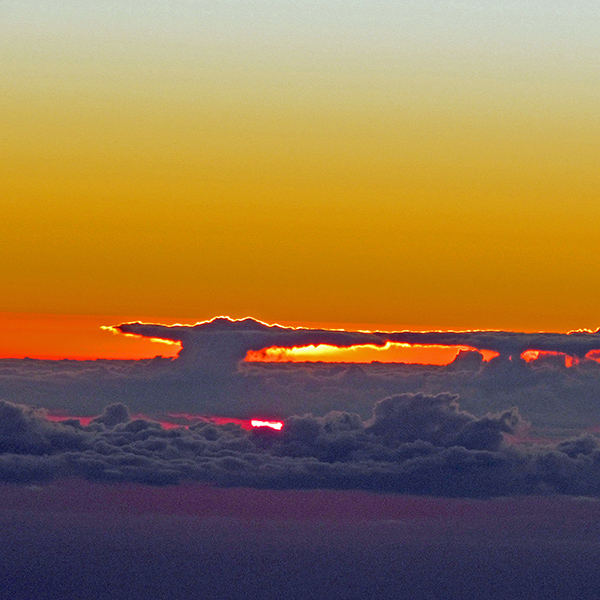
[3,5,600,599]
[1,1,599,360]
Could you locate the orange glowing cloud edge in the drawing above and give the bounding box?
[100,326,182,346]
[520,350,582,368]
[102,318,497,366]
[103,315,600,336]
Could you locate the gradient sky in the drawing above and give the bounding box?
[2,1,599,358]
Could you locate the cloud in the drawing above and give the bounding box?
[116,318,600,368]
[364,393,520,451]
[2,394,600,497]
[0,400,87,456]
[90,403,131,428]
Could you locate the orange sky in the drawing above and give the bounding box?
[0,313,182,360]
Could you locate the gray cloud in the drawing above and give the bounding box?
[2,347,600,432]
[2,395,600,497]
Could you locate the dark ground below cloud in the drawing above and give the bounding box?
[1,482,600,600]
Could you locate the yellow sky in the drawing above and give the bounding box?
[1,2,599,340]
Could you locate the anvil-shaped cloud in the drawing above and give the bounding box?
[115,317,600,371]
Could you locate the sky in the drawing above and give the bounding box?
[1,0,600,359]
[2,3,600,598]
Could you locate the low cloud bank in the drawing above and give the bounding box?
[3,349,600,431]
[2,394,600,498]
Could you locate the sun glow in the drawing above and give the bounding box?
[47,411,284,431]
[520,350,578,367]
[250,420,284,430]
[587,350,600,363]
[101,326,183,347]
[246,342,497,366]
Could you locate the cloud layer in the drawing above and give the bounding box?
[3,394,600,497]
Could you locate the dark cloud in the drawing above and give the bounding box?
[117,318,600,367]
[116,318,386,373]
[2,395,600,497]
[90,403,131,428]
[364,392,520,451]
[0,401,87,456]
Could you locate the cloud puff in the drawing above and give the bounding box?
[0,401,87,455]
[3,394,600,498]
[365,393,520,451]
